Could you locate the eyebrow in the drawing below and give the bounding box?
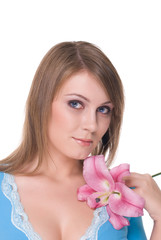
[64,93,112,105]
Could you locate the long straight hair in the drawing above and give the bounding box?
[0,41,124,174]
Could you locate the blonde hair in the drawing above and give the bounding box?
[0,41,124,174]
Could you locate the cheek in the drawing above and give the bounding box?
[48,104,77,134]
[52,109,67,128]
[98,117,111,138]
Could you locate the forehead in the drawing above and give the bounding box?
[55,70,110,102]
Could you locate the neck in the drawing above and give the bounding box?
[35,150,83,180]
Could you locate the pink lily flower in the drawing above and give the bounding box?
[77,155,145,230]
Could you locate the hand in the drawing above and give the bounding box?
[123,173,161,222]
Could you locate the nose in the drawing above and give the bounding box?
[82,110,98,133]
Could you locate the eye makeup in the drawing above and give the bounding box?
[97,106,112,115]
[68,100,84,109]
[67,99,112,116]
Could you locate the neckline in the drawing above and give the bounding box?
[2,173,42,240]
[2,173,109,240]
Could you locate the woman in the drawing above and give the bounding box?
[0,41,160,240]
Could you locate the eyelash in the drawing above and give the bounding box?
[68,100,112,115]
[97,106,111,114]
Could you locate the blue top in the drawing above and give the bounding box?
[0,172,147,240]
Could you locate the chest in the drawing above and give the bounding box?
[1,173,143,240]
[16,176,95,240]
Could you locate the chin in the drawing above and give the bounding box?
[74,152,91,161]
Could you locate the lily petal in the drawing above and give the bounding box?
[83,156,114,192]
[77,156,145,230]
[110,164,130,183]
[106,205,130,230]
[109,183,145,217]
[77,184,95,201]
[94,155,115,191]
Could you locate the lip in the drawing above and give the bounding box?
[73,137,93,146]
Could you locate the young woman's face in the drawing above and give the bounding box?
[47,70,113,160]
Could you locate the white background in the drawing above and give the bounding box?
[0,0,161,238]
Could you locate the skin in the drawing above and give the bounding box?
[123,173,161,239]
[15,70,114,240]
[47,70,113,166]
[14,70,161,239]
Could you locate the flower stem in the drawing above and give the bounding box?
[152,172,161,178]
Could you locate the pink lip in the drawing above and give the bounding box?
[73,137,93,146]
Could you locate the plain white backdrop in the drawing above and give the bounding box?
[0,1,161,238]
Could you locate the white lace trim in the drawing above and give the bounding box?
[1,173,109,240]
[80,206,109,240]
[1,173,42,240]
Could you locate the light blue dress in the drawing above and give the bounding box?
[0,172,147,240]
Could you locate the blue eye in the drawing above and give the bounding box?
[68,100,83,109]
[97,106,111,114]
